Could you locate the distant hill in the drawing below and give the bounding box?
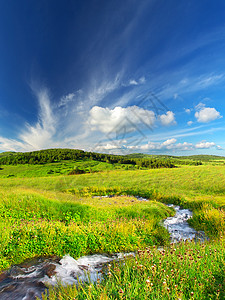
[0,148,174,169]
[175,155,225,161]
[0,148,224,168]
[0,151,16,157]
[125,153,225,161]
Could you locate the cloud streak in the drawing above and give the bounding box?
[19,88,57,150]
[0,87,59,152]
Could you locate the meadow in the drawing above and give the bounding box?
[0,153,224,299]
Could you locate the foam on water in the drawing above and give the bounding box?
[163,205,206,242]
[0,253,134,300]
[42,253,119,286]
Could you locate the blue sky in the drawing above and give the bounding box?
[0,0,225,155]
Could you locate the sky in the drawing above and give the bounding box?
[0,0,225,156]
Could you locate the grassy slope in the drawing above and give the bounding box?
[0,159,131,178]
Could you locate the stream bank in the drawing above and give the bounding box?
[0,199,207,300]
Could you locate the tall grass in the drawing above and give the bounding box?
[0,190,172,271]
[42,239,225,300]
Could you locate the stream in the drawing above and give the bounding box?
[0,201,207,300]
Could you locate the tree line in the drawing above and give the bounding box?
[0,148,175,169]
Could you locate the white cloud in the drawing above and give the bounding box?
[88,105,156,133]
[95,143,119,151]
[128,76,146,86]
[129,79,138,85]
[185,108,191,114]
[127,139,193,151]
[125,139,220,152]
[195,105,222,123]
[161,138,177,147]
[187,121,193,126]
[195,141,216,149]
[158,111,176,126]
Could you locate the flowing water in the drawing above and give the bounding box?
[163,204,207,243]
[0,200,207,300]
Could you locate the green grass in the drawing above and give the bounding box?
[1,164,224,233]
[0,159,127,178]
[0,190,173,271]
[0,162,224,299]
[42,240,225,300]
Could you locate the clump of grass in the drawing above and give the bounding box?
[189,204,225,238]
[41,239,225,300]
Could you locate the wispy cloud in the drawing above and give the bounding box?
[19,87,57,150]
[158,73,225,100]
[0,137,29,152]
[0,86,59,151]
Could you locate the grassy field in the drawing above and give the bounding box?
[0,159,134,178]
[0,161,224,299]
